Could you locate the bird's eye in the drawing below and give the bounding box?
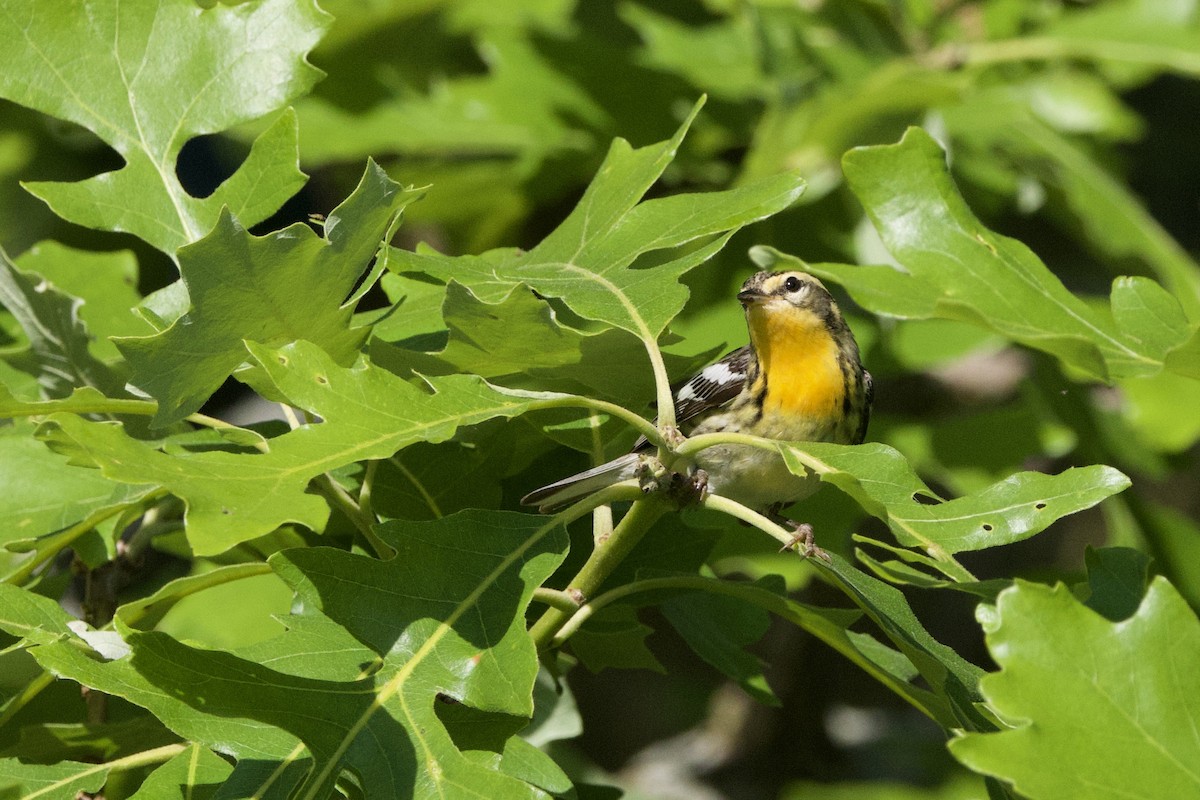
[784,276,803,293]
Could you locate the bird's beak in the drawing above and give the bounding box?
[737,287,766,307]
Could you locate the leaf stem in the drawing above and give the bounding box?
[526,394,666,451]
[940,37,1200,76]
[679,432,978,582]
[529,495,667,649]
[643,336,677,431]
[1,492,168,586]
[0,396,156,418]
[313,474,391,558]
[532,587,582,614]
[0,671,53,729]
[359,459,379,520]
[701,493,797,548]
[586,411,615,544]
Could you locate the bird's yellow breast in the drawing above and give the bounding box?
[749,306,845,421]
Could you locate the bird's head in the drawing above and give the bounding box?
[737,270,836,320]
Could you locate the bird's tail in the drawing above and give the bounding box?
[520,453,642,513]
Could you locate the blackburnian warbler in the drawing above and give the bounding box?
[522,270,872,549]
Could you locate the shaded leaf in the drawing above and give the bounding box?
[662,589,778,705]
[571,605,663,673]
[8,512,570,797]
[0,250,125,398]
[128,744,231,800]
[1081,546,1152,622]
[14,242,146,362]
[0,423,148,546]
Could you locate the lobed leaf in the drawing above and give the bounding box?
[0,423,150,547]
[783,127,1196,381]
[36,340,572,554]
[116,162,420,426]
[0,757,111,800]
[779,442,1130,555]
[0,0,324,253]
[387,102,806,342]
[13,243,146,363]
[11,512,570,799]
[128,745,231,800]
[950,577,1200,799]
[374,279,713,405]
[0,250,126,398]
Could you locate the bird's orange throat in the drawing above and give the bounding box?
[747,306,845,419]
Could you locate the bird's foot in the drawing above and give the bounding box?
[665,468,709,509]
[636,454,708,509]
[771,513,830,562]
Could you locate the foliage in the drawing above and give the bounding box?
[0,1,1198,799]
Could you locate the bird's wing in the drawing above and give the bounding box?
[672,345,752,427]
[853,369,873,445]
[521,347,753,511]
[632,345,752,452]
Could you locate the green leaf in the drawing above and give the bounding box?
[0,0,325,253]
[297,30,598,167]
[116,162,420,426]
[1019,0,1200,76]
[13,242,146,363]
[2,716,178,764]
[523,666,583,748]
[814,555,989,730]
[1110,276,1195,360]
[605,571,960,725]
[0,581,76,644]
[942,84,1200,319]
[779,442,1130,555]
[662,589,779,705]
[0,757,110,800]
[571,604,663,673]
[387,104,806,341]
[36,340,567,554]
[801,127,1178,380]
[1081,546,1151,622]
[50,511,566,798]
[128,744,231,800]
[950,578,1200,799]
[0,423,148,546]
[0,250,126,398]
[619,5,763,100]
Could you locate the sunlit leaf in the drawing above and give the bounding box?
[788,127,1190,380]
[0,0,324,253]
[16,512,570,798]
[387,104,806,342]
[36,340,573,554]
[116,163,420,426]
[950,578,1200,799]
[778,442,1129,555]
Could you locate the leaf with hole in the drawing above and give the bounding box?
[0,0,324,253]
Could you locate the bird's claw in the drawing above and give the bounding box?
[777,520,831,562]
[665,468,709,509]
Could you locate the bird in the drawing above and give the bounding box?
[521,270,872,552]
